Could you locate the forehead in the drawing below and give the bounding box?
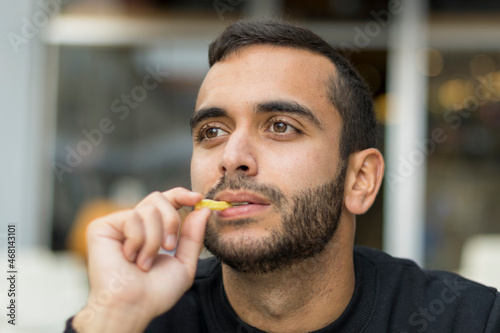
[196,45,338,121]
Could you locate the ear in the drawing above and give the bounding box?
[344,148,385,215]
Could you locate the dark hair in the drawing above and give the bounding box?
[208,19,377,160]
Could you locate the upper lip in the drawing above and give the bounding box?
[214,191,270,205]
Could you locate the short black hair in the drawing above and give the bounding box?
[208,19,377,160]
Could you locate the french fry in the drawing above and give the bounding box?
[194,199,233,211]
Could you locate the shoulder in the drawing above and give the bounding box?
[354,245,418,268]
[354,246,500,332]
[354,245,498,297]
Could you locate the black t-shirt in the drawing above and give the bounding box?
[65,246,500,332]
[145,246,500,333]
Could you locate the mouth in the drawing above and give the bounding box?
[229,202,251,207]
[214,192,271,218]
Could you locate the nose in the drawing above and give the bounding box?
[218,128,258,177]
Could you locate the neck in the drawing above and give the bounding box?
[222,229,355,333]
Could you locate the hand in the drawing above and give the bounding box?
[73,188,211,333]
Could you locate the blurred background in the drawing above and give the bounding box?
[1,0,499,331]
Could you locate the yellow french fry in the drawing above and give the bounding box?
[194,199,233,211]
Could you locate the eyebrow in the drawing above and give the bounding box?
[190,107,228,130]
[255,100,323,129]
[190,100,323,130]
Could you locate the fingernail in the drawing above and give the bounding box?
[129,251,137,262]
[142,257,153,271]
[166,235,177,249]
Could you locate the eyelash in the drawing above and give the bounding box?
[195,124,225,142]
[194,118,301,143]
[265,118,301,135]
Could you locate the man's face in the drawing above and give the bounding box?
[190,45,345,273]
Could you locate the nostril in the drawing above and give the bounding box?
[238,165,249,171]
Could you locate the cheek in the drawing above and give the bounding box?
[190,152,219,194]
[190,162,202,193]
[266,146,337,192]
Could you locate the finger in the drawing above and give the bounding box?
[174,208,211,275]
[86,209,145,265]
[161,187,203,210]
[121,211,145,262]
[135,205,163,271]
[87,209,137,242]
[136,191,182,251]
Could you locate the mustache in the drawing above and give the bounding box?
[205,174,285,206]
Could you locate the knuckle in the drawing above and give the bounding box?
[85,219,100,238]
[86,209,126,234]
[139,205,160,222]
[171,187,188,194]
[123,213,144,237]
[129,209,142,222]
[148,190,162,199]
[137,191,161,207]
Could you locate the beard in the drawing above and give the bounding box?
[203,161,347,274]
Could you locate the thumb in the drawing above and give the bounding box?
[174,208,210,273]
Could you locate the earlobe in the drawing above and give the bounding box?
[344,148,385,215]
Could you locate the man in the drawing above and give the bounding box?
[66,19,500,332]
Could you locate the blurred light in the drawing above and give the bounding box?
[469,54,496,77]
[492,71,500,100]
[417,48,443,77]
[470,71,500,104]
[438,78,474,109]
[374,93,388,125]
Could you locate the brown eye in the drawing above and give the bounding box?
[201,126,228,140]
[205,128,219,138]
[272,122,288,133]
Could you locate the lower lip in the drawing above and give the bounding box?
[218,204,270,218]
